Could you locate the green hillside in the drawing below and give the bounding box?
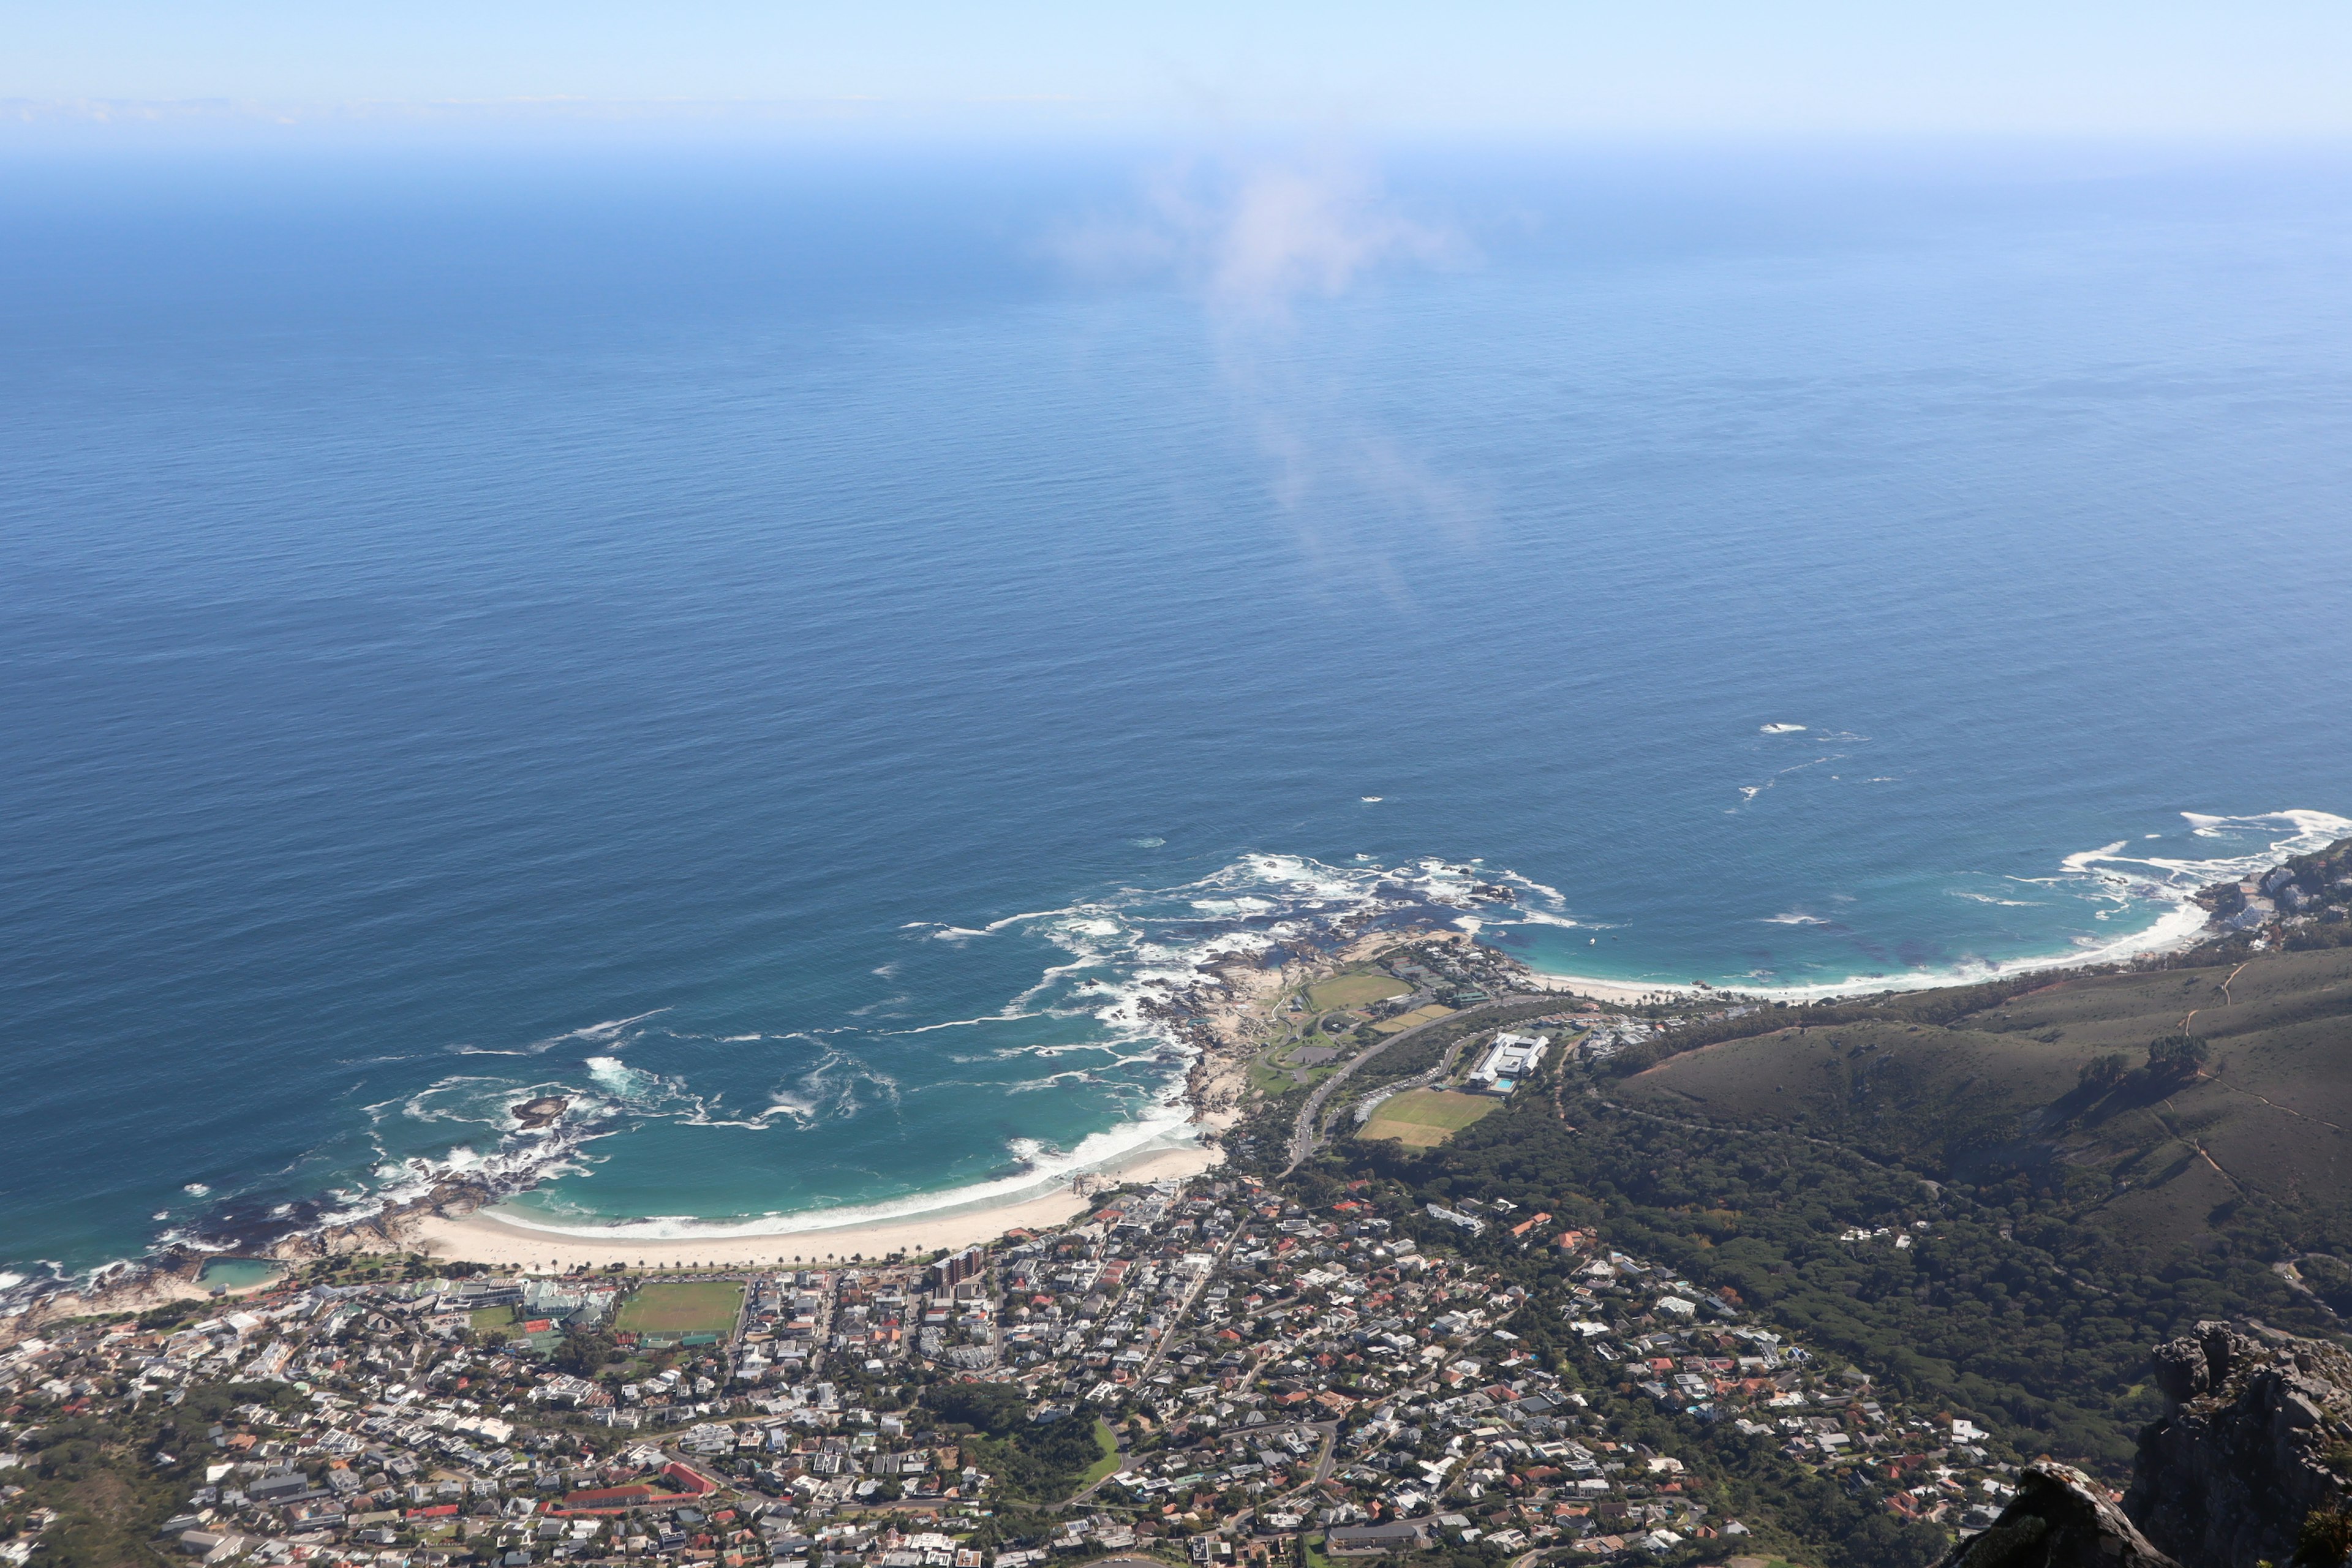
[1327,938,2352,1475]
[1620,945,2352,1263]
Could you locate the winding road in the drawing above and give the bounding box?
[1284,995,1553,1170]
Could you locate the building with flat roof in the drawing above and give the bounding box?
[1466,1032,1548,1095]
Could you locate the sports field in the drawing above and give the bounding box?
[1306,973,1412,1012]
[1370,1003,1453,1035]
[1359,1088,1498,1147]
[616,1280,745,1337]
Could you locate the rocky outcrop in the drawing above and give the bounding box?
[2124,1320,2352,1568]
[1937,1461,2178,1568]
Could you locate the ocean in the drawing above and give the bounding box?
[4,140,2349,1290]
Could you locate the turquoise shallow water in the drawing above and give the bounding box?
[2,144,2349,1287]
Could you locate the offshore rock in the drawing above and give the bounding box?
[1936,1460,2177,1568]
[2125,1319,2352,1568]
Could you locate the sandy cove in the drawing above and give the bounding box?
[379,1144,1224,1272]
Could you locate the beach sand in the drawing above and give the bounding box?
[386,1144,1224,1272]
[1506,968,1694,1007]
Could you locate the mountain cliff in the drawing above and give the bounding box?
[1946,1320,2352,1568]
[2127,1321,2352,1568]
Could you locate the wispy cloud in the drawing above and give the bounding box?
[1054,149,1479,601]
[1056,149,1459,326]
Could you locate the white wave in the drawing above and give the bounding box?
[1361,796,1383,802]
[520,1009,669,1052]
[478,1093,1202,1243]
[1760,912,1829,926]
[1668,810,2344,1002]
[2068,810,2352,901]
[888,1011,1050,1035]
[309,1118,617,1231]
[585,1056,658,1100]
[1950,891,2041,907]
[1760,723,1807,734]
[0,1273,23,1291]
[183,1182,210,1196]
[1128,837,1166,848]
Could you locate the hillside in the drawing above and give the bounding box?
[1618,945,2352,1268]
[1330,938,2352,1474]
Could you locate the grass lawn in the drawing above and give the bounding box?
[1250,1056,1306,1095]
[1306,973,1412,1012]
[1076,1417,1121,1490]
[469,1306,516,1332]
[1370,1003,1453,1035]
[1359,1088,1499,1147]
[616,1279,745,1337]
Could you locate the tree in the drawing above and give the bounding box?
[2078,1054,2129,1095]
[2146,1035,2209,1083]
[553,1328,617,1377]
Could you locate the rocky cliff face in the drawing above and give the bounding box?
[2124,1320,2352,1568]
[1936,1461,2179,1568]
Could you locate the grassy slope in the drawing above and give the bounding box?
[1076,1418,1121,1491]
[1619,946,2352,1259]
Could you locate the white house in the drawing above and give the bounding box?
[1468,1033,1549,1095]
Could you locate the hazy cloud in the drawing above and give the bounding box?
[1055,151,1460,327]
[1054,151,1479,603]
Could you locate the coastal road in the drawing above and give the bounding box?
[1284,995,1555,1171]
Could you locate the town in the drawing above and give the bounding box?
[1,1069,2030,1568]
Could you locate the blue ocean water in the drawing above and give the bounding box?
[4,143,2350,1286]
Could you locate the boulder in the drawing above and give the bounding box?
[1935,1460,2178,1568]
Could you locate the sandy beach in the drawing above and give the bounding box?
[385,1144,1224,1272]
[1506,968,1694,1007]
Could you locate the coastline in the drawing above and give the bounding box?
[1512,885,2225,1006]
[18,816,2335,1328]
[381,1143,1224,1270]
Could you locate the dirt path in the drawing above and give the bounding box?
[2203,1074,2346,1131]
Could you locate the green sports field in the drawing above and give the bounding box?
[1359,1088,1498,1147]
[616,1280,745,1337]
[1306,973,1412,1012]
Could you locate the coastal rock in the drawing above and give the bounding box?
[1935,1460,2177,1568]
[2124,1319,2352,1568]
[511,1095,569,1129]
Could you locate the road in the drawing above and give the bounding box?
[1285,994,1550,1170]
[1139,1221,1246,1380]
[1061,1223,1248,1509]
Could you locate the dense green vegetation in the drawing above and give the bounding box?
[1330,944,2352,1482]
[2,1380,308,1568]
[918,1383,1110,1502]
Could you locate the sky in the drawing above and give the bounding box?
[6,1,2352,143]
